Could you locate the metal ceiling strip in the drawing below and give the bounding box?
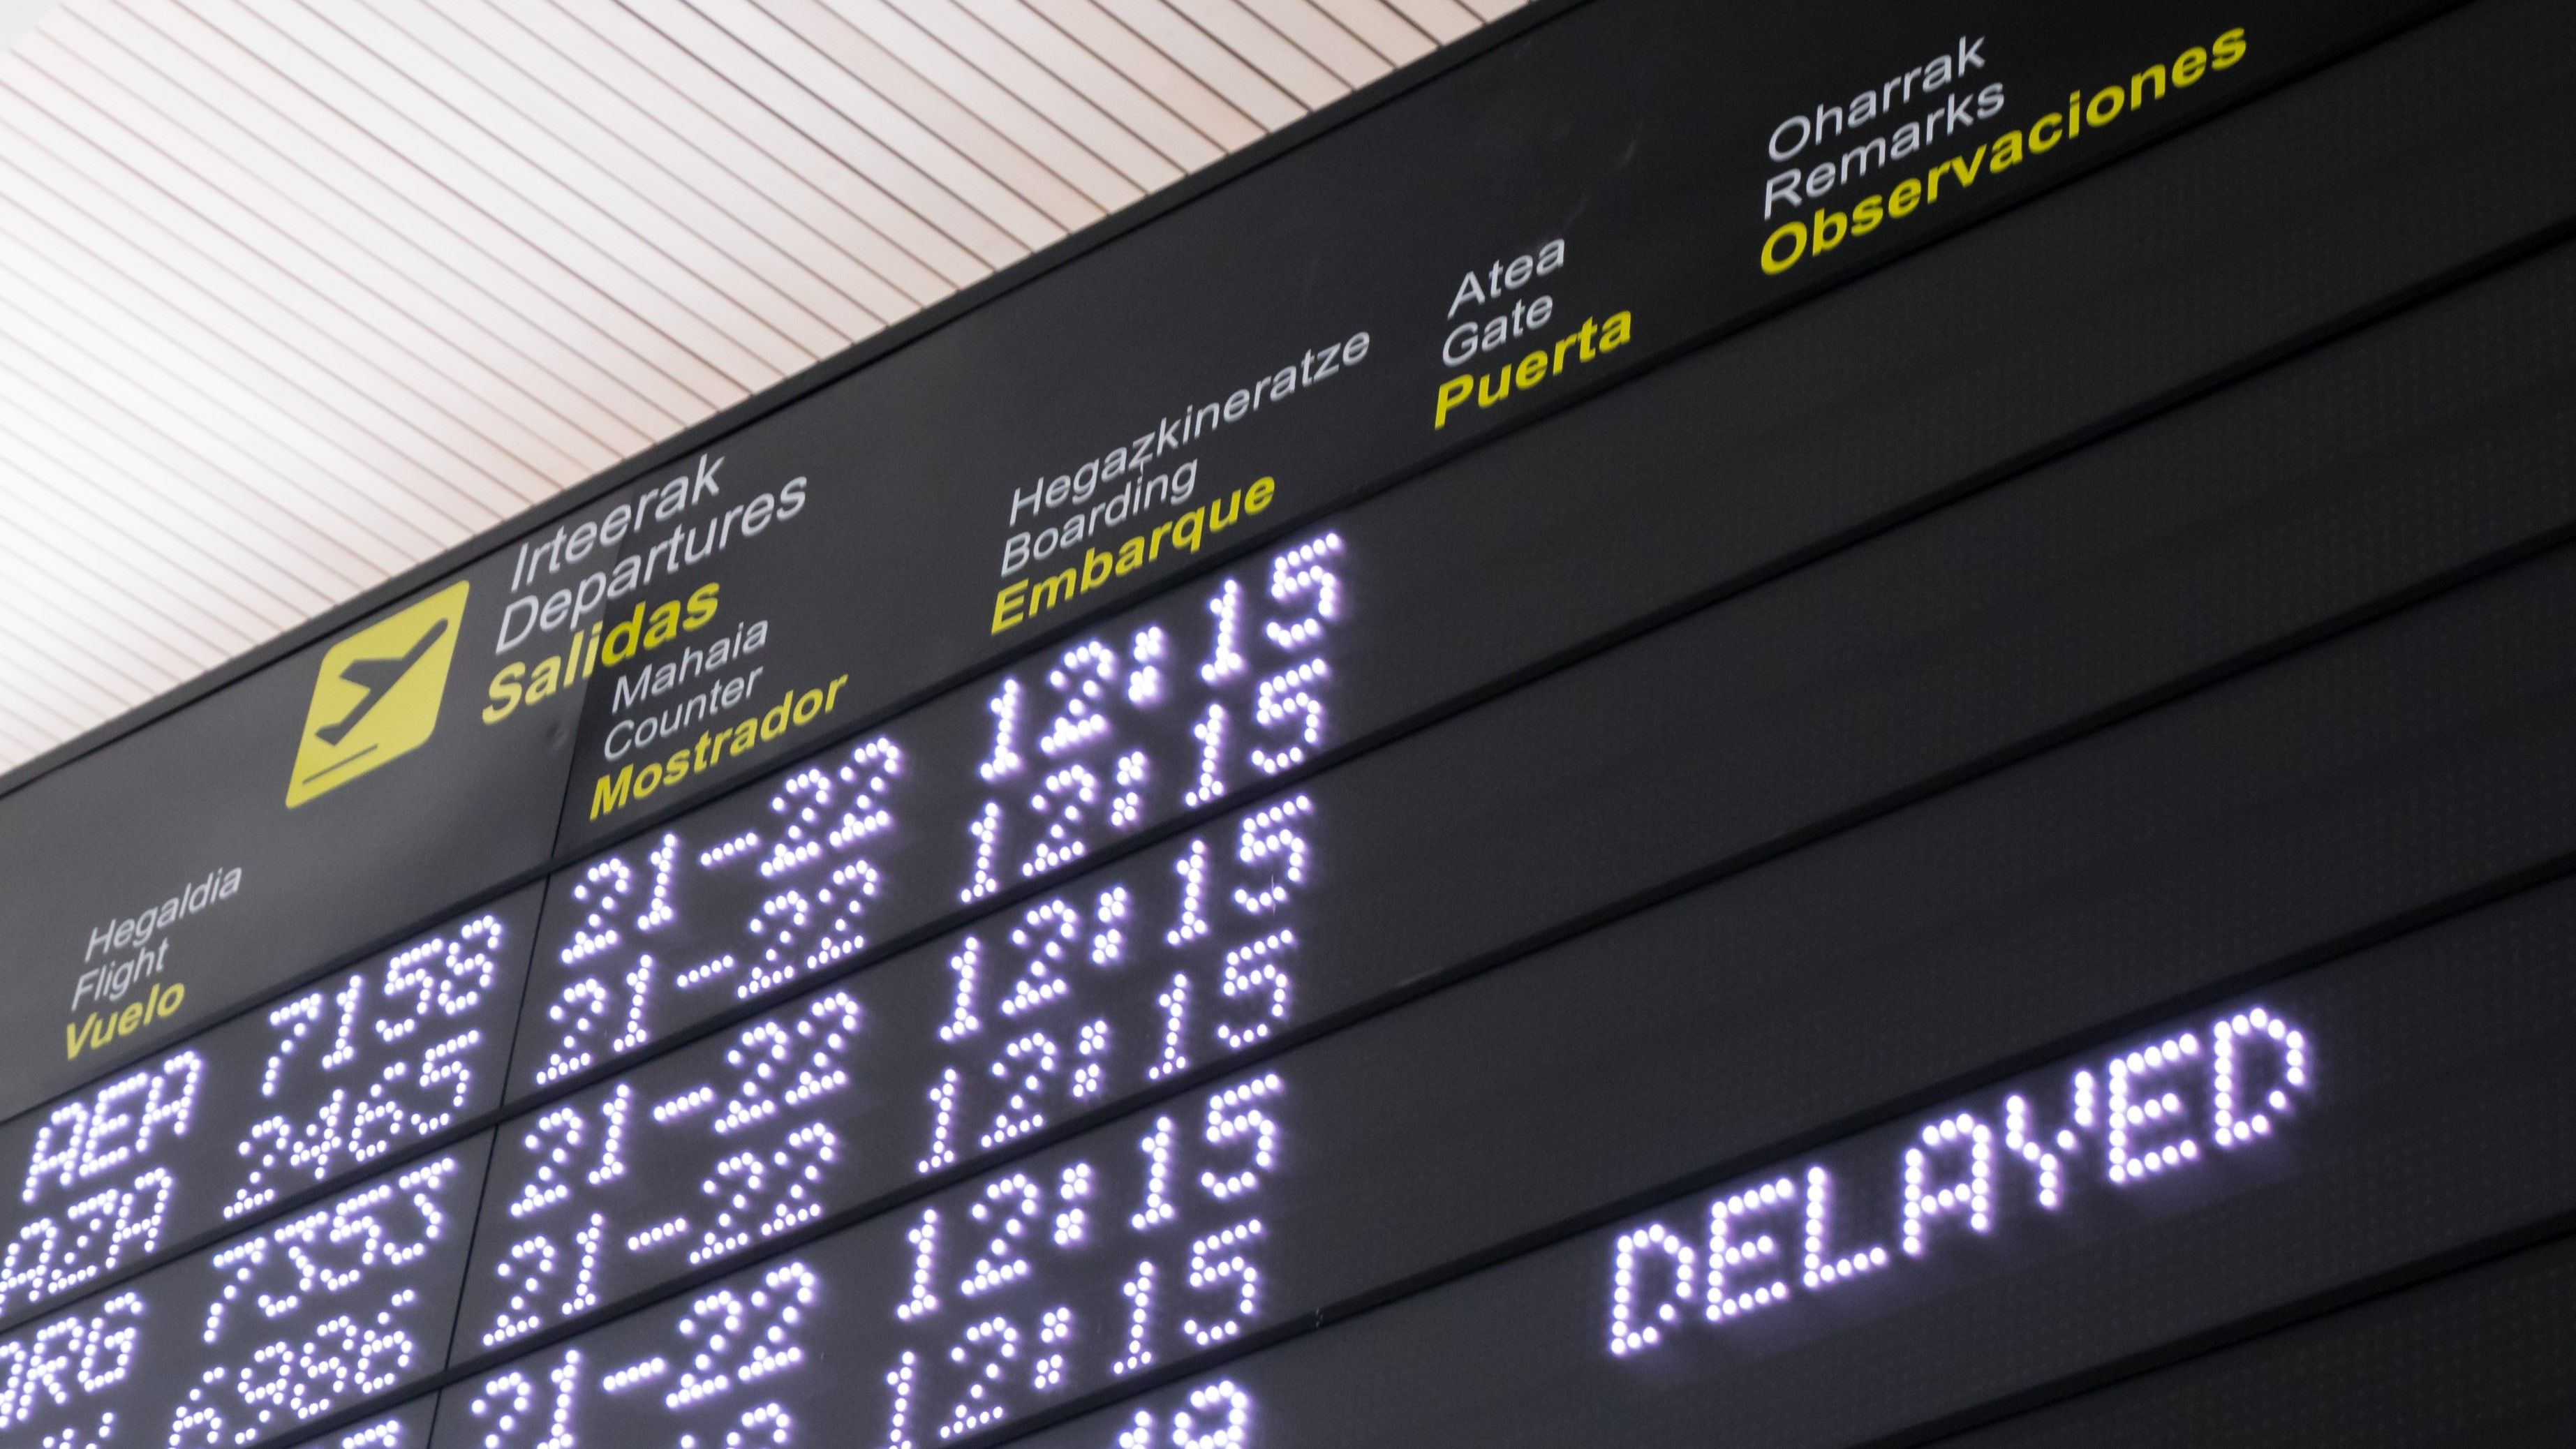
[0,288,380,597]
[955,0,1238,164]
[747,0,1116,227]
[120,0,755,411]
[8,45,627,482]
[2,59,615,496]
[0,128,511,537]
[232,0,804,390]
[1045,0,1291,138]
[18,29,649,458]
[621,0,1042,262]
[0,194,413,579]
[72,1,710,432]
[495,0,940,323]
[1150,0,1351,107]
[342,0,873,359]
[0,558,190,713]
[1305,0,1438,64]
[0,82,571,514]
[0,453,276,669]
[0,199,464,566]
[441,0,911,338]
[836,0,1165,201]
[561,0,991,290]
[1235,0,1398,83]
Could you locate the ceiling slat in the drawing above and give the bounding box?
[954,0,1237,166]
[1238,0,1395,85]
[0,138,508,534]
[1379,0,1478,44]
[0,306,378,597]
[436,0,907,336]
[1072,0,1303,133]
[623,0,1044,262]
[137,0,757,410]
[31,22,665,454]
[829,0,1166,201]
[61,6,702,436]
[743,0,1114,227]
[494,0,940,320]
[0,91,565,511]
[0,200,417,572]
[562,0,994,290]
[347,0,878,357]
[235,0,806,390]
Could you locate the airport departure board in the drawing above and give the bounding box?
[0,1,2569,1448]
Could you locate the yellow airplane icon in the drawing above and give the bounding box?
[286,581,469,808]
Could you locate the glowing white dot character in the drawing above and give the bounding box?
[1183,706,1229,810]
[2107,1032,2204,1184]
[467,1350,580,1449]
[896,1210,941,1323]
[1128,626,1167,706]
[2213,1007,2310,1147]
[1130,1118,1178,1231]
[958,1175,1039,1297]
[882,1349,919,1449]
[1249,663,1329,776]
[1112,1262,1157,1375]
[937,1316,1021,1440]
[978,679,1026,783]
[1172,1381,1253,1449]
[1199,1076,1280,1201]
[1703,1176,1797,1323]
[1900,1113,1994,1256]
[979,1034,1062,1151]
[1148,977,1190,1083]
[1199,581,1246,685]
[1167,842,1212,948]
[1263,535,1342,651]
[1037,642,1122,757]
[920,1071,963,1176]
[1215,934,1294,1053]
[1181,1220,1262,1347]
[1229,798,1312,916]
[1801,1165,1886,1289]
[1607,1223,1694,1354]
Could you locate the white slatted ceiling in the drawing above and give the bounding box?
[0,0,1523,769]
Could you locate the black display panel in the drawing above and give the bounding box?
[510,201,2576,1117]
[456,218,2576,1366]
[0,889,539,1335]
[0,1137,488,1449]
[1002,868,2576,1449]
[547,0,2441,849]
[0,8,2558,1449]
[434,517,2576,1449]
[0,0,2529,1137]
[427,789,2576,1449]
[471,491,2576,1370]
[0,0,2506,1134]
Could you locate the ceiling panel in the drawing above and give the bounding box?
[0,0,1525,773]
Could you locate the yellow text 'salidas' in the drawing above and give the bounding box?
[480,582,721,724]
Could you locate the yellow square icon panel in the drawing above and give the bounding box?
[286,581,469,808]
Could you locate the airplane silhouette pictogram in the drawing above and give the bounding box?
[313,617,452,748]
